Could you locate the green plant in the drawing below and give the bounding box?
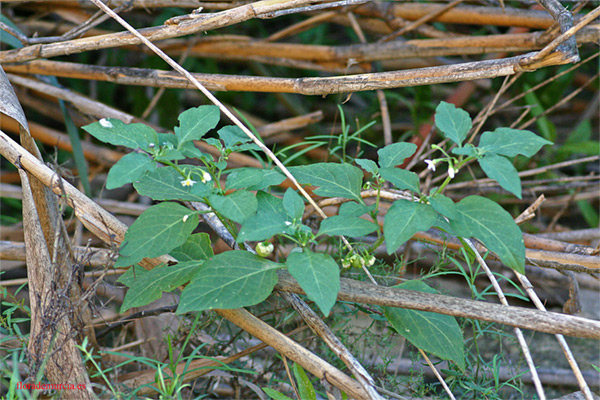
[83,100,551,375]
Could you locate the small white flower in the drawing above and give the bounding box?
[285,221,292,226]
[424,159,436,171]
[448,166,456,179]
[365,254,376,267]
[200,170,212,183]
[180,178,196,187]
[182,215,189,222]
[99,118,113,129]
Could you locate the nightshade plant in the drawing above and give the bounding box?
[83,101,551,371]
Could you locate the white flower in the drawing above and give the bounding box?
[99,118,113,129]
[180,178,196,187]
[448,166,456,179]
[365,254,376,267]
[425,159,436,171]
[200,170,212,183]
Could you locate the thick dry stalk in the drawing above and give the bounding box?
[274,271,600,339]
[216,308,370,399]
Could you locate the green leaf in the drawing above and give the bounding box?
[134,167,212,201]
[377,142,417,168]
[115,202,199,267]
[226,168,263,190]
[83,118,158,151]
[106,152,156,190]
[121,261,202,312]
[262,388,293,400]
[238,211,289,242]
[289,163,363,202]
[449,196,525,273]
[339,201,373,217]
[435,101,472,146]
[479,128,552,158]
[283,188,305,220]
[478,153,522,198]
[428,194,457,219]
[380,168,420,194]
[286,250,339,316]
[0,15,24,48]
[178,251,282,313]
[384,280,465,370]
[179,141,212,161]
[256,191,287,217]
[452,144,477,157]
[247,169,286,191]
[318,216,378,237]
[218,125,252,149]
[175,105,220,146]
[170,233,213,262]
[384,200,437,254]
[292,363,316,400]
[355,158,379,174]
[524,89,556,142]
[226,168,285,191]
[209,191,257,223]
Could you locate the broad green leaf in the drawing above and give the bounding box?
[134,167,212,201]
[479,128,552,158]
[238,211,289,242]
[175,105,219,146]
[384,280,465,370]
[226,168,263,190]
[121,261,202,312]
[155,133,186,161]
[209,191,257,223]
[449,196,525,273]
[377,142,417,168]
[218,125,252,149]
[452,145,477,157]
[380,167,420,194]
[318,216,378,237]
[287,250,339,316]
[384,200,437,254]
[428,194,457,219]
[178,251,282,313]
[226,168,285,191]
[292,363,316,400]
[179,141,212,161]
[115,202,199,267]
[283,188,304,220]
[256,191,287,217]
[435,101,472,146]
[106,152,156,190]
[289,163,363,202]
[83,118,158,151]
[339,201,373,217]
[355,158,379,174]
[478,153,522,198]
[262,388,293,400]
[247,169,285,191]
[170,233,213,262]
